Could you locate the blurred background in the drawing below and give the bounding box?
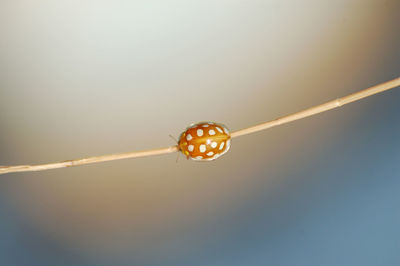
[0,1,399,265]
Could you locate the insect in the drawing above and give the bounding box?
[178,122,231,161]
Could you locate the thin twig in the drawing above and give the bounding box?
[0,77,399,175]
[0,146,179,175]
[231,77,400,138]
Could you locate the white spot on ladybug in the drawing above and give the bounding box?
[202,124,209,127]
[206,139,211,145]
[197,129,203,137]
[207,151,214,156]
[208,129,216,136]
[195,156,203,159]
[219,142,225,150]
[188,145,194,152]
[212,154,220,159]
[223,127,229,134]
[199,144,206,153]
[186,134,192,141]
[211,142,217,148]
[226,139,231,148]
[216,127,223,133]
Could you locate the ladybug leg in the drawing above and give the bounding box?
[175,153,180,163]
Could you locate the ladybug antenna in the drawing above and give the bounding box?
[169,134,178,144]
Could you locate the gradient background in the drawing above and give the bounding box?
[0,1,399,265]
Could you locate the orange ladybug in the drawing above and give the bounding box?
[178,122,231,161]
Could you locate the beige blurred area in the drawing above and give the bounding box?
[0,0,398,262]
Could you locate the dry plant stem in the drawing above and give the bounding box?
[0,146,179,175]
[231,77,400,138]
[0,77,399,175]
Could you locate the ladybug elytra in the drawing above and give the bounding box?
[178,122,231,161]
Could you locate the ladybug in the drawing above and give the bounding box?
[178,122,231,161]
